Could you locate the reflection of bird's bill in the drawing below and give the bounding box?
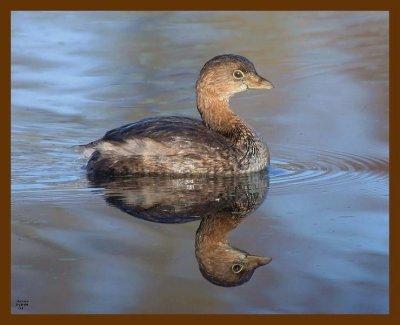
[247,255,272,267]
[235,247,272,267]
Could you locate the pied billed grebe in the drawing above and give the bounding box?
[81,54,273,176]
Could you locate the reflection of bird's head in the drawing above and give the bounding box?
[197,245,271,287]
[195,214,271,287]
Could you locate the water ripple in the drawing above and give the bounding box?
[269,145,388,194]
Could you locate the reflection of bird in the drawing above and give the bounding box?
[79,54,273,178]
[90,171,271,287]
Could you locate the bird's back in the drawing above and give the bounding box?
[85,116,241,178]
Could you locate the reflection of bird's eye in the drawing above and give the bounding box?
[233,70,244,79]
[232,263,244,273]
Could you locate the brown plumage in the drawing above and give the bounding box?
[79,54,273,177]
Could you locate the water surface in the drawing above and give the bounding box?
[11,11,388,313]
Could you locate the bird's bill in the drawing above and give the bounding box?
[247,73,274,89]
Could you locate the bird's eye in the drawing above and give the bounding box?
[233,70,244,79]
[232,263,244,273]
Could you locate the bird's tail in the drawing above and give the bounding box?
[70,139,101,158]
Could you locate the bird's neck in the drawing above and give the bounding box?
[196,88,253,142]
[196,86,265,168]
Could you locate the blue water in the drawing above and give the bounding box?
[11,11,388,313]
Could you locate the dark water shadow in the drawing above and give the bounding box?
[89,171,271,287]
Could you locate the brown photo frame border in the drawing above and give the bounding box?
[1,0,398,323]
